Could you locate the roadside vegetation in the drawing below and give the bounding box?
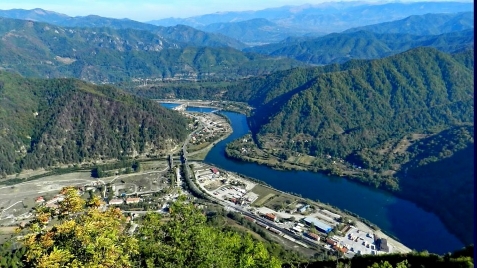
[0,187,473,267]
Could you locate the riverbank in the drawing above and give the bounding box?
[188,128,233,161]
[154,103,465,253]
[201,111,464,254]
[224,134,470,247]
[194,162,411,255]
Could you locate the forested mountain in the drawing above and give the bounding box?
[197,18,315,45]
[149,2,473,33]
[0,72,188,176]
[222,47,474,244]
[0,8,246,49]
[343,12,474,35]
[243,47,473,168]
[0,18,303,83]
[245,29,474,64]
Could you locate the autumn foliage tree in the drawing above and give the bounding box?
[19,188,282,268]
[21,187,138,268]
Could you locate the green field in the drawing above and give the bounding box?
[250,185,279,206]
[264,195,298,211]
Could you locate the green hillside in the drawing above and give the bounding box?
[0,72,188,176]
[223,47,474,244]
[245,30,474,65]
[395,126,474,246]
[246,48,473,161]
[0,18,303,83]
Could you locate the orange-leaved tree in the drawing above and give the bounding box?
[21,186,138,268]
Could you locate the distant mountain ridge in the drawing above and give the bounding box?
[196,18,319,45]
[245,29,474,65]
[343,11,474,35]
[148,2,473,33]
[0,8,246,49]
[0,17,304,83]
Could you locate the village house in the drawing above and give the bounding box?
[109,199,124,205]
[126,197,141,204]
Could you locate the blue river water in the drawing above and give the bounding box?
[163,104,464,254]
[160,103,181,109]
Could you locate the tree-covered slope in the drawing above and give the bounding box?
[343,12,474,35]
[250,47,473,164]
[221,48,474,244]
[395,125,474,246]
[0,18,303,83]
[0,72,188,176]
[245,30,474,65]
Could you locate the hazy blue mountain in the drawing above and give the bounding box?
[0,8,69,24]
[343,12,474,35]
[148,2,473,33]
[245,29,474,64]
[197,18,319,45]
[0,8,246,49]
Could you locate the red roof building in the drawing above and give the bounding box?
[305,232,320,241]
[326,238,338,246]
[333,245,348,253]
[264,213,277,222]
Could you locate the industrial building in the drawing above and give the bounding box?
[303,217,333,233]
[304,232,320,241]
[264,213,277,222]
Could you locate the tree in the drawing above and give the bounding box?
[368,261,394,268]
[137,196,282,268]
[20,187,138,267]
[132,161,141,172]
[368,260,409,268]
[19,190,283,268]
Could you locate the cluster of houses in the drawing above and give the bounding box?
[108,197,142,206]
[190,118,228,146]
[35,195,65,210]
[35,189,143,210]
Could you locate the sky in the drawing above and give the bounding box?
[0,0,470,21]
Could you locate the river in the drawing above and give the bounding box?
[165,104,464,254]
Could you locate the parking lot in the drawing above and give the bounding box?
[213,185,246,200]
[339,226,377,255]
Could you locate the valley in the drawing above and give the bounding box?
[0,2,474,267]
[0,108,410,260]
